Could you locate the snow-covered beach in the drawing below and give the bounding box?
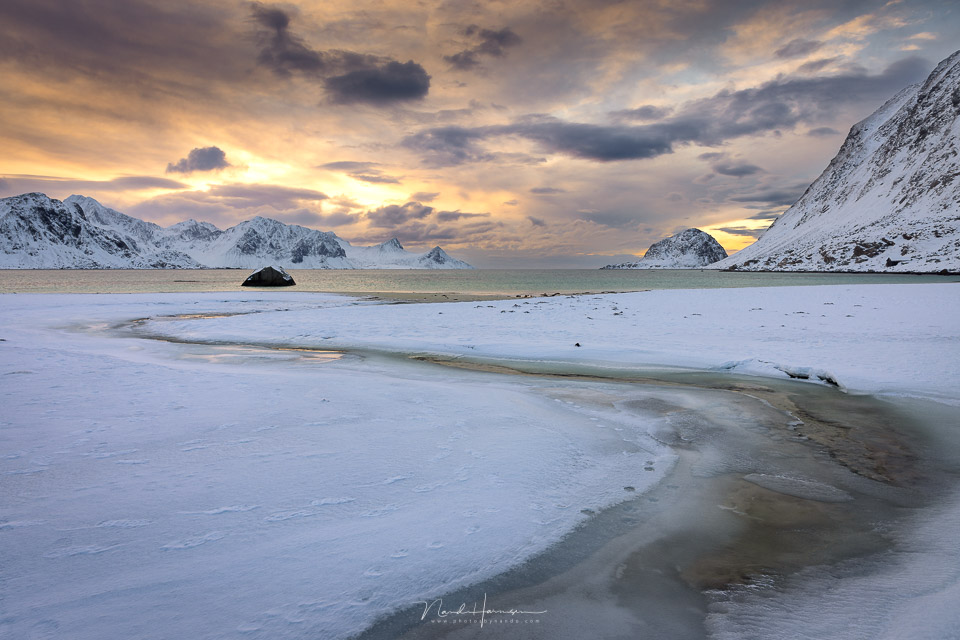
[2,282,959,639]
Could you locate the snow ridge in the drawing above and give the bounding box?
[603,228,728,269]
[714,49,960,273]
[0,193,473,269]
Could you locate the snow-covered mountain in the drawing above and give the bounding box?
[714,50,960,273]
[602,228,728,269]
[0,193,473,269]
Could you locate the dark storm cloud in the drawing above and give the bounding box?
[530,187,567,194]
[366,201,435,227]
[774,38,823,59]
[319,161,379,172]
[0,174,188,197]
[747,210,784,221]
[729,188,806,207]
[404,56,931,165]
[319,161,402,184]
[698,153,764,177]
[715,226,765,238]
[713,162,763,177]
[250,3,430,104]
[610,105,673,121]
[166,146,231,174]
[435,210,490,222]
[401,126,496,166]
[325,60,430,104]
[251,2,324,74]
[444,25,522,70]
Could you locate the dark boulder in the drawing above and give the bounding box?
[241,265,295,287]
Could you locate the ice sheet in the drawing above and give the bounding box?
[0,293,674,639]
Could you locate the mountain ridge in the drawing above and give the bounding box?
[0,192,473,269]
[713,49,960,273]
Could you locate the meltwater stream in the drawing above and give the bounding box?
[117,315,960,640]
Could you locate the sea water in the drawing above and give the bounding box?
[0,268,955,295]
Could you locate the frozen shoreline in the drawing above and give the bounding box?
[136,282,960,405]
[2,284,959,639]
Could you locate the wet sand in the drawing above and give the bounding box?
[343,290,641,303]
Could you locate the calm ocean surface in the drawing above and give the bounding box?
[0,268,956,295]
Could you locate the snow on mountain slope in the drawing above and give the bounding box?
[714,50,960,273]
[0,193,202,268]
[0,193,473,269]
[602,228,728,269]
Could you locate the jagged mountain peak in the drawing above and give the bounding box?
[379,237,404,252]
[0,193,472,270]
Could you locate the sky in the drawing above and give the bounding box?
[0,0,957,267]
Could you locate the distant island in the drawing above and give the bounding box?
[602,228,728,269]
[0,193,472,270]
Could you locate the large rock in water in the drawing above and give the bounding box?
[242,266,295,286]
[602,228,728,269]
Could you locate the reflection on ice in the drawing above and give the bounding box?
[175,344,345,366]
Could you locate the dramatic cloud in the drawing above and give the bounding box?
[729,187,807,207]
[444,26,522,70]
[251,3,430,104]
[715,225,765,238]
[365,201,435,227]
[2,0,956,266]
[530,187,567,194]
[775,38,823,59]
[435,210,489,222]
[808,126,841,136]
[699,153,764,177]
[166,146,231,174]
[325,61,430,104]
[404,56,931,165]
[319,161,402,184]
[0,174,188,199]
[251,2,324,74]
[747,210,785,221]
[611,105,673,121]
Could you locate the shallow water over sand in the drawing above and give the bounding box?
[2,267,956,295]
[350,362,956,640]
